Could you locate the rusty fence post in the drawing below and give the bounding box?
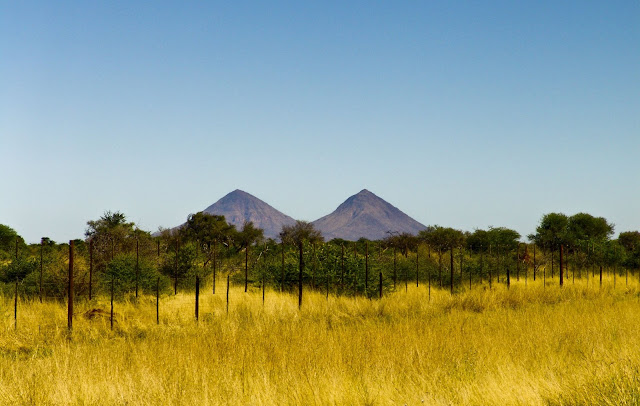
[68,240,74,331]
[14,278,18,330]
[110,278,114,330]
[156,277,160,325]
[195,276,200,321]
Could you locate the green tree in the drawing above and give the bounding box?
[618,231,640,269]
[385,232,419,257]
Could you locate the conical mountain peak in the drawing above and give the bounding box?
[203,190,295,239]
[312,190,426,241]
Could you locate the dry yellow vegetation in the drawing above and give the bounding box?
[1,277,640,405]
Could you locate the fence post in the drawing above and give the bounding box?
[326,273,330,300]
[174,240,179,295]
[195,276,200,321]
[89,239,93,300]
[245,246,248,293]
[281,242,285,293]
[213,240,217,294]
[156,277,160,325]
[40,240,44,303]
[416,248,419,288]
[313,243,317,290]
[559,245,564,287]
[14,278,18,330]
[599,265,603,288]
[68,240,74,331]
[450,247,454,294]
[392,246,397,289]
[110,278,114,330]
[341,244,345,292]
[516,244,520,281]
[226,275,230,314]
[135,239,139,298]
[365,242,369,295]
[533,244,536,281]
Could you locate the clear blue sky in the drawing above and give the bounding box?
[1,1,638,243]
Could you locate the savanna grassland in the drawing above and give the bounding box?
[1,277,640,406]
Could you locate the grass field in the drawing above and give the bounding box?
[1,276,640,405]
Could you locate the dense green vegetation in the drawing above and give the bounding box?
[1,211,638,301]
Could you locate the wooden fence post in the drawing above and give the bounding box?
[68,240,74,331]
[450,247,454,294]
[281,242,285,293]
[245,246,248,293]
[135,239,139,298]
[599,265,603,288]
[14,278,18,330]
[365,242,369,295]
[89,239,93,300]
[110,278,114,330]
[40,240,44,303]
[213,240,217,294]
[393,246,397,289]
[195,276,200,321]
[226,275,230,314]
[416,248,419,288]
[341,244,345,292]
[156,277,160,325]
[559,245,564,287]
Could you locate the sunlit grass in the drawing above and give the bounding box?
[1,273,640,405]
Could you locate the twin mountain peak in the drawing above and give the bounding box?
[197,189,426,241]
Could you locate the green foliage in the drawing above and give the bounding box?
[183,212,236,245]
[619,231,640,269]
[419,226,465,252]
[1,258,37,282]
[385,232,419,257]
[105,254,170,295]
[235,221,264,249]
[0,224,26,260]
[531,212,614,251]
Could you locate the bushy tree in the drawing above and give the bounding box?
[280,221,324,307]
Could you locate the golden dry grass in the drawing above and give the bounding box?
[1,275,640,405]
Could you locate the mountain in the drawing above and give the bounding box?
[312,189,426,241]
[202,189,296,239]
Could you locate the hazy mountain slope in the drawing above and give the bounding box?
[203,189,296,239]
[312,189,426,241]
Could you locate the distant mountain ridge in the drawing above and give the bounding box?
[203,190,296,239]
[311,189,426,241]
[161,189,426,241]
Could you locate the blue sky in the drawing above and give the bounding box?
[1,1,638,243]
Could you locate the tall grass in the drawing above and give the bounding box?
[1,277,639,405]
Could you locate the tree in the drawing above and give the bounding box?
[0,224,25,260]
[567,213,614,244]
[419,225,465,291]
[85,210,137,262]
[618,231,640,269]
[486,227,520,251]
[385,232,419,257]
[280,221,324,307]
[183,212,236,246]
[530,213,570,252]
[466,229,490,253]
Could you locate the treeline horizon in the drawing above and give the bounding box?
[1,210,639,302]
